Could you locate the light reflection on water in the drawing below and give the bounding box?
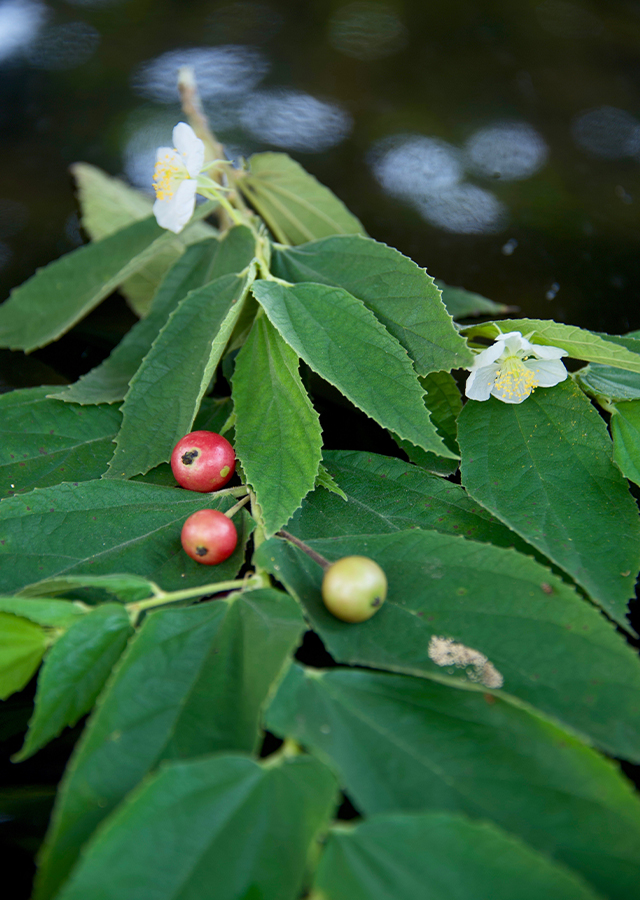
[416,184,507,236]
[572,107,640,160]
[464,123,548,182]
[0,0,47,64]
[2,0,640,334]
[240,88,352,152]
[132,46,269,103]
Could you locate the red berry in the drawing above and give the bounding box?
[181,509,237,565]
[171,431,235,492]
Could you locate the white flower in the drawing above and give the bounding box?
[152,122,205,233]
[465,331,568,404]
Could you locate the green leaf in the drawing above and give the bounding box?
[0,217,174,352]
[0,387,121,499]
[576,364,640,402]
[18,573,160,604]
[435,280,513,319]
[14,604,134,761]
[34,590,304,900]
[610,400,640,487]
[314,812,603,900]
[71,162,217,317]
[0,480,252,595]
[0,597,87,628]
[315,463,347,501]
[458,380,640,628]
[233,315,322,535]
[0,612,49,700]
[392,370,462,476]
[464,319,640,372]
[288,450,537,561]
[272,236,472,375]
[252,280,454,458]
[51,227,256,406]
[256,530,640,762]
[54,752,336,900]
[267,665,640,900]
[237,151,365,244]
[107,267,256,479]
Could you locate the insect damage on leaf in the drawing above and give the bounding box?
[428,635,504,688]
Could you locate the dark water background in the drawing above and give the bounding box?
[1,0,640,387]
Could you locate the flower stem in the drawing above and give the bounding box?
[276,530,331,571]
[127,574,263,625]
[224,494,251,519]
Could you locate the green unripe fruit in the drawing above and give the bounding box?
[321,556,387,623]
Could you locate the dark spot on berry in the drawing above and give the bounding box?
[371,597,381,607]
[195,545,208,557]
[181,450,199,466]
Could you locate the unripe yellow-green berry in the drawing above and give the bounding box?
[321,556,387,623]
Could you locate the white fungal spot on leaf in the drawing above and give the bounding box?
[428,635,504,689]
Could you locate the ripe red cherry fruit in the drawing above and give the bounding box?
[181,509,237,565]
[171,431,235,492]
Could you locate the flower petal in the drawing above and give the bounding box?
[500,332,530,355]
[173,122,205,178]
[469,342,505,370]
[465,364,499,400]
[153,179,197,233]
[529,343,568,360]
[523,358,568,387]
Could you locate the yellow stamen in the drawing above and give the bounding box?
[493,355,538,402]
[153,151,188,201]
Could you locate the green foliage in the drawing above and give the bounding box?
[0,387,121,499]
[233,315,322,535]
[54,753,336,900]
[237,152,365,243]
[272,235,472,374]
[107,269,256,478]
[0,612,49,700]
[34,591,304,899]
[256,531,640,762]
[2,136,640,900]
[435,280,513,319]
[71,162,216,317]
[314,813,604,900]
[458,380,640,627]
[268,666,640,899]
[0,480,252,594]
[14,604,134,761]
[0,218,171,352]
[610,401,640,487]
[253,280,454,457]
[465,319,640,372]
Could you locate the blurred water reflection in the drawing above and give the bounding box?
[240,89,352,152]
[369,135,463,200]
[369,131,511,234]
[328,1,407,60]
[416,184,507,235]
[464,123,548,181]
[133,46,269,104]
[572,107,640,160]
[0,0,47,64]
[26,21,100,70]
